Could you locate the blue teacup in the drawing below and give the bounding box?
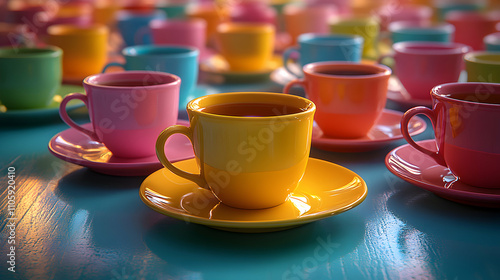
[388,21,455,44]
[103,45,199,110]
[116,10,166,47]
[282,33,363,77]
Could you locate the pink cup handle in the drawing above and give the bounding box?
[59,93,98,141]
[400,106,446,166]
[283,78,306,94]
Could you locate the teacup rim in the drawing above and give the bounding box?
[302,61,392,79]
[393,41,471,55]
[484,32,500,45]
[432,82,500,108]
[122,44,199,58]
[187,92,316,120]
[297,33,364,45]
[84,70,181,89]
[0,46,62,58]
[465,51,500,64]
[47,23,108,36]
[387,21,455,33]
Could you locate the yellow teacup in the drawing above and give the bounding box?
[46,24,108,82]
[329,16,381,60]
[215,22,275,72]
[156,92,316,209]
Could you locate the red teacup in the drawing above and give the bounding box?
[401,82,500,188]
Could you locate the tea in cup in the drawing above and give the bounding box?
[0,46,62,110]
[282,33,363,77]
[465,51,500,83]
[215,22,275,72]
[102,45,199,111]
[59,71,180,158]
[155,92,316,209]
[401,82,500,188]
[46,24,109,82]
[388,21,455,44]
[379,42,471,100]
[283,62,391,139]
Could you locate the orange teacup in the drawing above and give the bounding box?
[283,62,391,138]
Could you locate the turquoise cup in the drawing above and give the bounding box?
[103,45,199,110]
[282,33,363,77]
[116,10,166,47]
[484,32,500,51]
[388,22,455,44]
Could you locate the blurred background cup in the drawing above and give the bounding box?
[59,71,180,158]
[329,16,381,60]
[379,41,471,100]
[229,0,277,26]
[46,24,109,82]
[149,18,207,60]
[215,22,275,72]
[464,51,500,83]
[484,32,500,51]
[376,4,433,31]
[445,10,500,50]
[283,62,391,139]
[388,21,455,44]
[0,46,62,110]
[116,9,166,47]
[102,45,199,111]
[282,33,363,77]
[186,1,229,48]
[156,0,192,19]
[283,3,337,45]
[0,23,37,47]
[401,82,500,188]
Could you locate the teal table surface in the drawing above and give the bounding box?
[1,81,499,280]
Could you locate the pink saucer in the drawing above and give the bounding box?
[312,109,427,152]
[48,120,194,176]
[385,139,500,208]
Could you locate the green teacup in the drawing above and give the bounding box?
[0,46,62,109]
[465,51,500,83]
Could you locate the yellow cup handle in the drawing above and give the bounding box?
[156,125,208,190]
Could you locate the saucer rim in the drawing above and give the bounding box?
[139,157,368,230]
[311,109,427,150]
[48,119,193,172]
[385,139,500,204]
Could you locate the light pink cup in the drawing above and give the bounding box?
[380,42,471,100]
[376,4,433,31]
[445,10,500,50]
[59,71,180,158]
[401,82,500,188]
[283,3,337,45]
[150,18,207,60]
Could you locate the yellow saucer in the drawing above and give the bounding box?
[139,158,367,232]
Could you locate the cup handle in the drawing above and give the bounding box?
[283,78,306,95]
[59,93,99,141]
[283,46,301,78]
[156,125,209,190]
[102,62,125,73]
[400,106,446,166]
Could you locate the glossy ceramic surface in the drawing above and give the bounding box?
[59,71,180,159]
[383,42,471,100]
[312,109,427,152]
[282,33,363,77]
[156,92,316,209]
[46,24,109,81]
[0,47,62,110]
[284,62,391,139]
[200,54,281,83]
[140,157,368,232]
[386,76,433,107]
[329,16,380,59]
[102,45,199,111]
[388,21,455,44]
[484,32,500,51]
[283,3,337,45]
[216,22,275,72]
[48,120,193,176]
[0,84,85,124]
[116,10,166,47]
[464,51,500,83]
[385,140,500,208]
[401,83,500,189]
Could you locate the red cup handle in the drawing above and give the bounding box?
[401,106,446,166]
[283,78,306,95]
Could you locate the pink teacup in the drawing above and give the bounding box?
[149,18,207,60]
[401,82,500,188]
[59,71,180,158]
[445,10,500,50]
[379,42,471,100]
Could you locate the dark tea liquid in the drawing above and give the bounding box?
[446,93,500,104]
[316,70,379,76]
[97,80,166,87]
[200,103,305,117]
